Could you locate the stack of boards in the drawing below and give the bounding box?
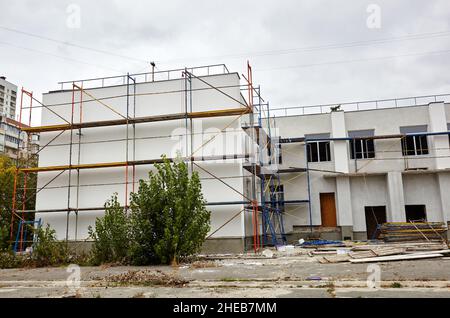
[314,242,449,264]
[379,222,447,242]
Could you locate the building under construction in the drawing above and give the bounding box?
[11,63,450,253]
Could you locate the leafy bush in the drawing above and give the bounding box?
[129,156,210,265]
[88,194,130,265]
[0,224,70,268]
[32,224,69,267]
[0,249,24,269]
[0,223,10,251]
[89,156,211,265]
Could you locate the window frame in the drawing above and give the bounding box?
[400,126,429,157]
[306,140,331,163]
[349,130,376,159]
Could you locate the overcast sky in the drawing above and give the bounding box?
[1,0,450,123]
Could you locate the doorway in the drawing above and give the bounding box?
[320,193,337,227]
[405,205,427,222]
[365,206,387,240]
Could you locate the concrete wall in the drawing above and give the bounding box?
[349,176,387,232]
[274,102,450,237]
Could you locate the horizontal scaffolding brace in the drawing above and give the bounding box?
[282,199,309,204]
[279,137,305,143]
[21,107,251,133]
[280,131,450,143]
[243,164,306,177]
[21,199,308,214]
[20,154,250,173]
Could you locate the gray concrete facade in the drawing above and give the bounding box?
[275,102,450,241]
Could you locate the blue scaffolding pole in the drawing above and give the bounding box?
[14,218,42,253]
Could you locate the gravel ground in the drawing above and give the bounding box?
[0,251,449,298]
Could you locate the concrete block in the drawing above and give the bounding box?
[353,231,368,241]
[340,226,353,241]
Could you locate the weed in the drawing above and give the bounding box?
[390,282,402,288]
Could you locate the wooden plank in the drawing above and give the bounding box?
[349,253,444,263]
[20,154,249,173]
[320,255,351,263]
[21,107,250,133]
[371,247,406,256]
[403,250,450,256]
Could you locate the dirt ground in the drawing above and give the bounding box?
[0,249,449,298]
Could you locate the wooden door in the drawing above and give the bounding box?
[320,193,337,227]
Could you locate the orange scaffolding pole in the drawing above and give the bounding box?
[19,172,28,251]
[76,83,83,239]
[247,61,254,112]
[21,91,33,250]
[9,169,18,242]
[10,88,26,242]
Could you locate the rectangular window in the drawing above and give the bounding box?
[306,133,331,162]
[400,125,428,156]
[349,130,375,159]
[405,205,427,222]
[307,141,331,162]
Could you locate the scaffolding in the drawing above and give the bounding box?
[9,64,449,252]
[9,63,295,253]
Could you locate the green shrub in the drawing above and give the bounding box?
[88,194,130,265]
[0,223,10,251]
[88,156,211,265]
[0,249,24,269]
[32,224,69,267]
[129,156,211,265]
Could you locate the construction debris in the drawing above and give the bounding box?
[189,261,218,269]
[100,270,188,287]
[300,240,346,248]
[316,241,449,264]
[380,222,447,242]
[262,249,274,258]
[350,242,448,252]
[349,253,445,263]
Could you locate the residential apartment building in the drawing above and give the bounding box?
[0,115,39,160]
[0,76,17,119]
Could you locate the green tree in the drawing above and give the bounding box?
[0,155,37,250]
[88,194,130,264]
[129,156,210,265]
